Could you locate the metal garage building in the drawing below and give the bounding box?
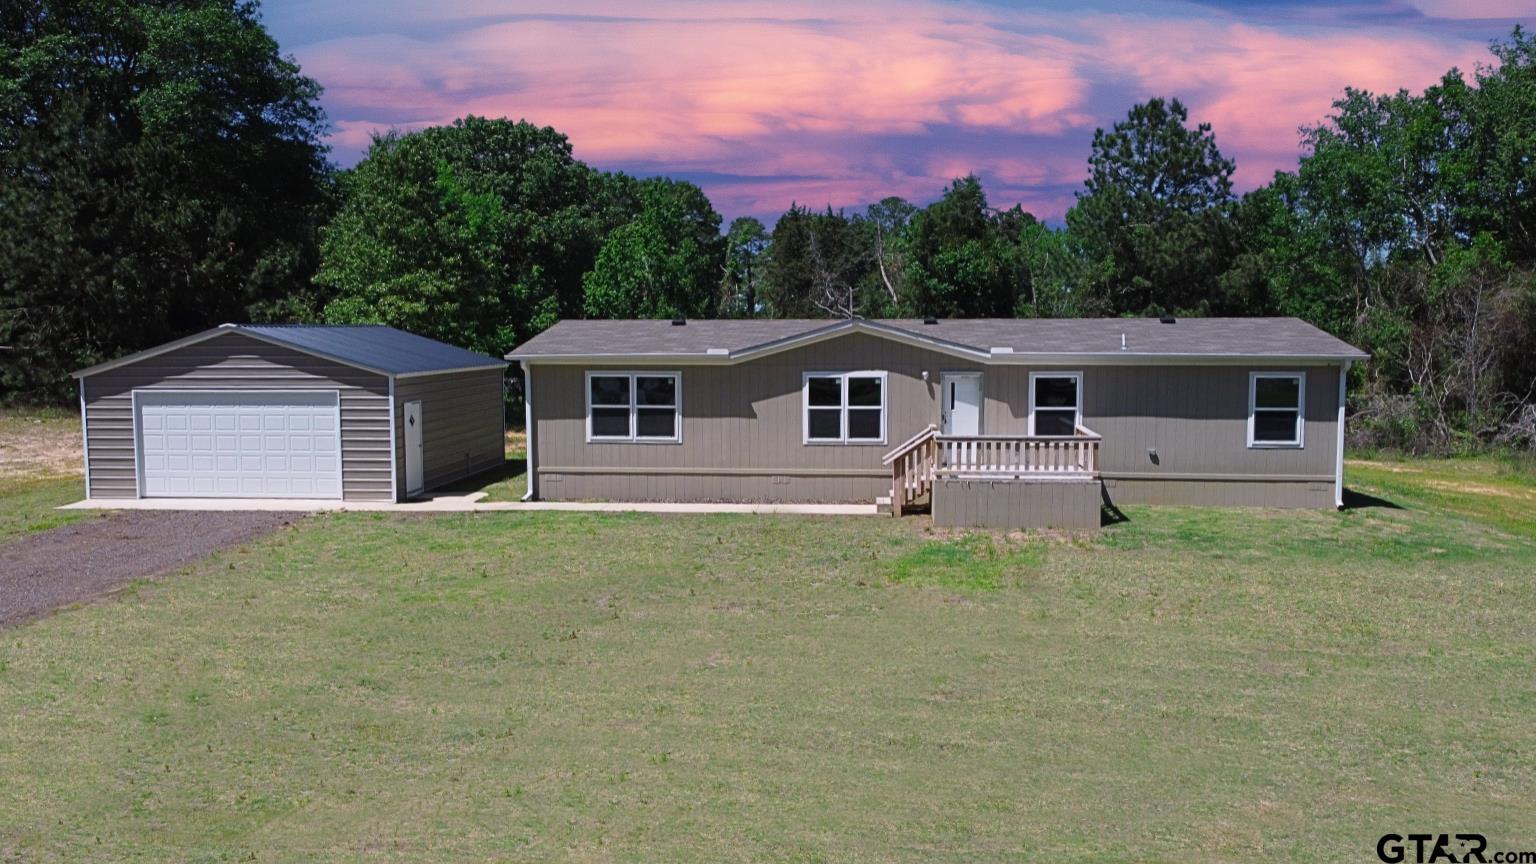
[73,324,507,502]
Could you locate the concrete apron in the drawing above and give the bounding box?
[58,495,881,516]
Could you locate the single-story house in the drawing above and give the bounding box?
[507,317,1369,528]
[73,324,507,502]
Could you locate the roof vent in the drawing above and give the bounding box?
[1159,315,1176,324]
[923,317,939,325]
[671,317,686,326]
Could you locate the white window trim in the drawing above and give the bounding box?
[802,371,888,445]
[585,371,683,444]
[1027,371,1083,437]
[1248,371,1306,449]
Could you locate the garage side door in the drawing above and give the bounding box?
[136,391,342,498]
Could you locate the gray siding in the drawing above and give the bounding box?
[1101,477,1333,508]
[394,368,505,498]
[532,334,947,503]
[933,478,1102,530]
[82,332,393,501]
[985,364,1340,484]
[529,332,1343,506]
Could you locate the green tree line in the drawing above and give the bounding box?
[3,1,1533,451]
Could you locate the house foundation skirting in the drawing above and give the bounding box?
[1101,476,1333,508]
[931,478,1102,531]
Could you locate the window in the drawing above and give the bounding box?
[586,372,681,443]
[1249,372,1304,448]
[804,372,886,444]
[1029,372,1082,437]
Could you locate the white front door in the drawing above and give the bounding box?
[404,400,424,497]
[941,373,982,436]
[136,390,341,498]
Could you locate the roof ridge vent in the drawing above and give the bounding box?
[923,317,939,325]
[1159,315,1176,324]
[671,317,686,326]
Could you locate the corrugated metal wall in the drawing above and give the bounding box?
[81,332,394,501]
[394,368,506,497]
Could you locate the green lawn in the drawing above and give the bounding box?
[1,462,1533,861]
[0,407,92,543]
[0,475,92,545]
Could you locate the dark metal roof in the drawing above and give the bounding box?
[73,324,506,379]
[239,324,505,375]
[506,317,1368,362]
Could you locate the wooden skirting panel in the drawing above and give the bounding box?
[1102,476,1334,508]
[932,478,1102,531]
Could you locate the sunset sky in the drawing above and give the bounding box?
[261,0,1528,223]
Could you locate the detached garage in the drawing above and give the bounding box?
[73,324,507,502]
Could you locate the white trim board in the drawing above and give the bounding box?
[79,379,92,499]
[1027,371,1083,437]
[583,370,683,444]
[802,370,889,446]
[1247,371,1307,449]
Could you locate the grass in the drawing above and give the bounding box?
[0,408,91,544]
[1348,454,1536,537]
[0,460,1533,861]
[469,427,528,502]
[0,475,94,545]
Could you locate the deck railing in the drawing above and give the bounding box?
[936,426,1101,478]
[882,425,1102,516]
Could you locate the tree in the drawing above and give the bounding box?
[903,177,1028,318]
[865,197,917,311]
[1066,97,1237,315]
[720,217,769,317]
[1443,27,1536,262]
[1015,220,1089,318]
[0,0,333,402]
[317,117,614,357]
[761,205,873,318]
[582,177,724,319]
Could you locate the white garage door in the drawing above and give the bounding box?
[136,391,342,498]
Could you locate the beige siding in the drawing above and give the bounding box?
[983,364,1340,482]
[932,478,1102,530]
[394,369,506,498]
[529,331,1344,506]
[82,332,393,501]
[1102,477,1333,508]
[532,334,951,503]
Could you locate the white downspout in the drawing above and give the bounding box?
[520,360,536,501]
[1334,360,1351,509]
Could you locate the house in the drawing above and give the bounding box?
[506,317,1368,528]
[73,324,507,502]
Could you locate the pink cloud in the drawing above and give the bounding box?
[282,0,1511,220]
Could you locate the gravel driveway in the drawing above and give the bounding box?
[0,511,301,628]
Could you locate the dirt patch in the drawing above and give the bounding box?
[0,511,301,628]
[0,413,82,480]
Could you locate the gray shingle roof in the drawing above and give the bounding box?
[506,317,1367,362]
[240,324,505,375]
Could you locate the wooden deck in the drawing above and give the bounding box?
[883,425,1104,529]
